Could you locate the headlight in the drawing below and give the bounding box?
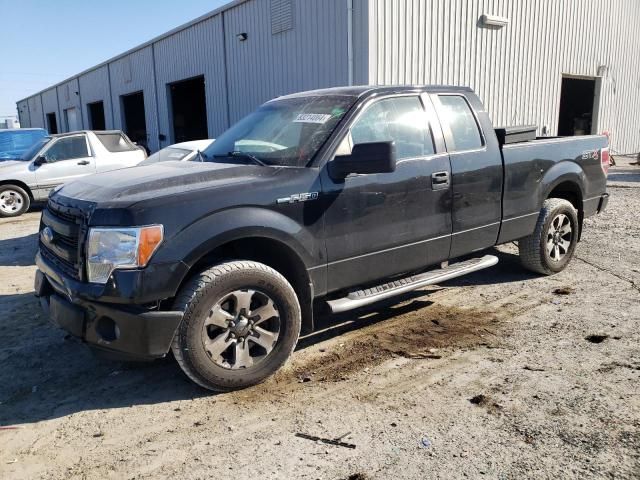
[86,225,163,284]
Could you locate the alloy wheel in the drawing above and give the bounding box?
[201,289,280,370]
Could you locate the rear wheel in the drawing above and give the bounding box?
[171,260,301,391]
[0,184,30,218]
[519,198,579,275]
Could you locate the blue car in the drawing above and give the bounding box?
[0,128,48,161]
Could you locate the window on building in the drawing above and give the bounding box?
[345,96,435,160]
[45,136,89,162]
[437,95,483,151]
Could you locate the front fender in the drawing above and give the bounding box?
[153,206,322,270]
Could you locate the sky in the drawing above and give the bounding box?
[0,0,229,120]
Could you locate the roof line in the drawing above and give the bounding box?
[17,0,249,103]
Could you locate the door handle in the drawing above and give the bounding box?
[431,171,450,189]
[77,160,90,165]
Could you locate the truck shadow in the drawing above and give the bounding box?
[0,232,38,267]
[0,290,437,427]
[0,247,532,427]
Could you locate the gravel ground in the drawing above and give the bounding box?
[0,159,638,479]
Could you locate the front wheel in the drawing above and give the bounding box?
[519,198,579,275]
[0,184,30,218]
[171,261,301,391]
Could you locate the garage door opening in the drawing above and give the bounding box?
[46,113,58,134]
[169,76,208,143]
[87,101,106,130]
[121,91,148,151]
[558,76,598,136]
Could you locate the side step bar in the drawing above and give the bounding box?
[326,255,498,314]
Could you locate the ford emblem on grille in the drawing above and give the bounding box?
[41,226,54,244]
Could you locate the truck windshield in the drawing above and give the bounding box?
[201,95,356,167]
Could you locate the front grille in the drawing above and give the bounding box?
[39,198,86,280]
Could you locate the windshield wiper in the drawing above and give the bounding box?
[213,151,267,166]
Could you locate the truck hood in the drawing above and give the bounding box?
[56,161,275,206]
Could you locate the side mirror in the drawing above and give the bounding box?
[33,155,47,166]
[331,141,396,178]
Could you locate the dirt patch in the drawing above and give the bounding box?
[585,334,609,344]
[552,286,575,295]
[288,304,501,384]
[469,393,503,414]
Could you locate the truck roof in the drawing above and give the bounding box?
[274,84,473,101]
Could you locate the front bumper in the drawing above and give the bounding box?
[35,264,183,361]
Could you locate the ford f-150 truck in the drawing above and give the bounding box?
[34,86,610,391]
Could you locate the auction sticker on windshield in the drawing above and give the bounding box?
[294,113,332,124]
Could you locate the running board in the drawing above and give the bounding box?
[326,255,498,314]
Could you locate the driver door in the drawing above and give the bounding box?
[320,95,452,293]
[34,134,96,195]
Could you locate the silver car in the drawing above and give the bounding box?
[0,130,145,217]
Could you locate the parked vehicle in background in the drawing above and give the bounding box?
[34,86,609,391]
[139,139,215,165]
[0,128,48,160]
[0,130,145,217]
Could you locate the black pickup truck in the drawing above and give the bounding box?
[34,86,610,391]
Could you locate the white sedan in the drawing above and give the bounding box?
[139,139,214,165]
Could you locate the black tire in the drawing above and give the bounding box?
[519,198,579,275]
[0,184,31,218]
[171,260,301,391]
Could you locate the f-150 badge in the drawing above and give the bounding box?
[277,192,319,204]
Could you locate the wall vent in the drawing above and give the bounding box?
[271,0,294,35]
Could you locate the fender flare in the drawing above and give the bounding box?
[539,161,586,207]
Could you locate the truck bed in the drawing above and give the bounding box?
[497,133,608,244]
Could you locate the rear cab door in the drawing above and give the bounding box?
[34,133,96,195]
[430,91,503,258]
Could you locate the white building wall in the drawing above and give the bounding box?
[367,0,640,154]
[56,78,83,131]
[78,65,114,129]
[108,46,160,152]
[26,96,45,129]
[153,15,228,148]
[223,0,352,123]
[16,100,30,128]
[41,89,59,132]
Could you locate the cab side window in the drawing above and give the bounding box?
[341,96,435,160]
[437,95,483,151]
[45,136,89,163]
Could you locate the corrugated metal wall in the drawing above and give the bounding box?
[153,15,228,148]
[108,46,160,152]
[78,66,114,129]
[17,0,352,150]
[224,0,351,123]
[41,89,59,130]
[56,78,83,130]
[367,0,640,154]
[26,96,44,128]
[16,100,30,128]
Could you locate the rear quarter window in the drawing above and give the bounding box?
[438,95,484,152]
[95,132,136,152]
